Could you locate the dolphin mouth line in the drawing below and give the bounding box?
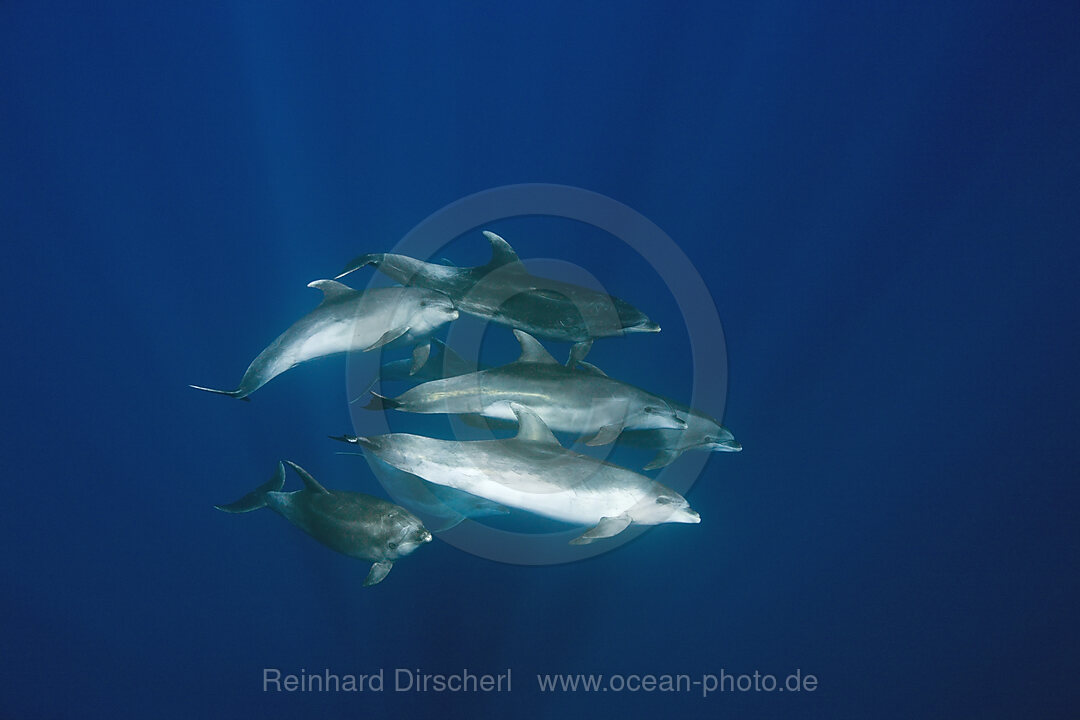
[626,321,661,333]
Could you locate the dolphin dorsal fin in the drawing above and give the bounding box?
[307,279,355,303]
[284,460,331,495]
[575,360,608,377]
[509,403,561,445]
[512,330,558,365]
[481,231,522,268]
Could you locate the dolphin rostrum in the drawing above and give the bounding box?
[573,362,743,469]
[365,330,686,445]
[215,460,432,586]
[332,404,701,545]
[336,231,660,364]
[190,280,458,399]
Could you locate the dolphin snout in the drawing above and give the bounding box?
[628,320,661,333]
[420,529,433,543]
[718,439,742,452]
[683,509,701,523]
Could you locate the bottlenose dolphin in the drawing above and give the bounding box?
[332,404,701,545]
[190,281,458,399]
[336,231,660,364]
[365,330,686,445]
[216,460,432,586]
[574,362,742,469]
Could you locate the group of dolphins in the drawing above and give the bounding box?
[194,231,740,586]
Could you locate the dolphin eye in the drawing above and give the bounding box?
[655,496,672,505]
[644,406,657,414]
[419,301,429,308]
[388,541,399,550]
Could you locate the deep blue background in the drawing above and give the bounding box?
[2,2,1078,718]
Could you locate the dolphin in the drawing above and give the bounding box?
[332,403,701,545]
[190,280,458,399]
[365,330,686,445]
[336,231,660,364]
[215,460,432,586]
[574,362,743,469]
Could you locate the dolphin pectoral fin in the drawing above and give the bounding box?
[363,325,411,352]
[567,340,593,368]
[214,462,287,513]
[410,342,431,374]
[643,449,683,471]
[189,384,251,402]
[569,515,633,545]
[582,423,623,446]
[363,561,393,587]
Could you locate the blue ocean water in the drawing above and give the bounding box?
[2,2,1078,718]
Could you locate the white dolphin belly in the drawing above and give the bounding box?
[395,441,649,526]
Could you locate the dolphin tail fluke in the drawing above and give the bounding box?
[364,391,401,411]
[335,253,381,280]
[214,462,286,513]
[328,434,377,451]
[189,384,251,402]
